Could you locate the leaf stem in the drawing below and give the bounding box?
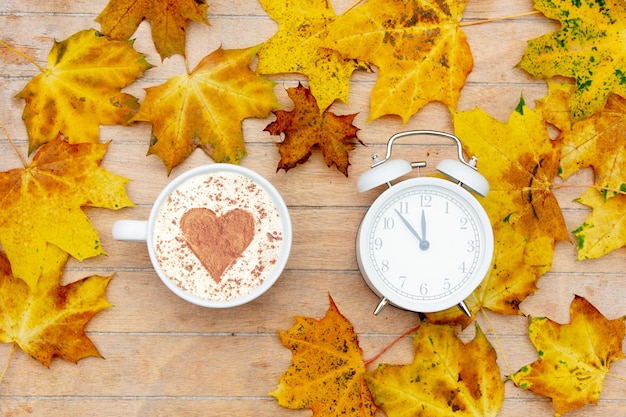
[0,343,18,384]
[480,307,514,377]
[363,323,420,366]
[0,38,45,72]
[607,372,626,383]
[340,0,365,16]
[0,120,28,168]
[551,183,626,196]
[460,11,542,27]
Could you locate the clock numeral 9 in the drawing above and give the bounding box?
[374,237,383,250]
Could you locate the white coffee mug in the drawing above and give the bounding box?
[112,164,292,308]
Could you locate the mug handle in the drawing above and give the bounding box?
[112,220,149,242]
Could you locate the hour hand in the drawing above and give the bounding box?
[395,209,430,250]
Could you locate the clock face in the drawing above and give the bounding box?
[357,177,494,313]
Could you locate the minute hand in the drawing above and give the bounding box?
[394,209,430,250]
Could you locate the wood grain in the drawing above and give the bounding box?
[1,1,625,416]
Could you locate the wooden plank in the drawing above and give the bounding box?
[1,1,626,416]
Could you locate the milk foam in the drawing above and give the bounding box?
[153,171,283,301]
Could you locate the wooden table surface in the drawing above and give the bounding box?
[1,1,625,416]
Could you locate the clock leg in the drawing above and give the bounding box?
[457,301,472,317]
[374,297,389,315]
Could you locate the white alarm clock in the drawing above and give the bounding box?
[356,130,494,317]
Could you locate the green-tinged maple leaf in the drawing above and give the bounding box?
[323,0,473,123]
[257,0,371,112]
[510,296,626,416]
[133,45,278,173]
[572,188,626,259]
[537,81,626,195]
[271,295,376,417]
[431,99,569,322]
[0,245,112,367]
[0,135,133,288]
[264,83,360,177]
[518,0,626,120]
[96,0,209,60]
[16,29,151,153]
[366,322,504,417]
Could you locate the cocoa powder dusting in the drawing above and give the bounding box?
[153,172,283,302]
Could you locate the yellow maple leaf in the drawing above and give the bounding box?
[0,136,133,288]
[572,188,626,259]
[0,245,112,367]
[257,0,371,112]
[133,45,279,173]
[519,0,626,120]
[271,295,376,417]
[366,322,504,417]
[264,83,361,177]
[429,100,570,322]
[534,81,574,134]
[537,81,626,195]
[96,0,209,60]
[427,222,553,327]
[510,296,626,416]
[16,29,151,153]
[323,0,473,123]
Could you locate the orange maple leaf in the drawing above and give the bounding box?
[264,83,361,177]
[0,135,133,288]
[16,29,151,152]
[510,296,626,416]
[366,322,504,417]
[0,245,112,367]
[271,295,376,417]
[323,0,473,122]
[133,45,278,173]
[96,0,209,60]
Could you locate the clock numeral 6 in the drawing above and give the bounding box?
[420,283,428,295]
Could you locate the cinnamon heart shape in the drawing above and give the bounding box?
[180,208,255,282]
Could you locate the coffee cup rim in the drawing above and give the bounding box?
[146,163,292,308]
